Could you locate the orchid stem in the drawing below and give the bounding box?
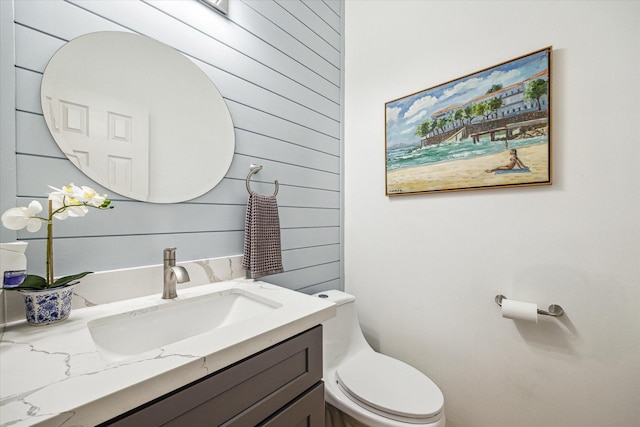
[47,199,53,286]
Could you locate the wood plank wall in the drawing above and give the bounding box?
[1,0,343,295]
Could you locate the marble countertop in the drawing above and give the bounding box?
[0,280,336,427]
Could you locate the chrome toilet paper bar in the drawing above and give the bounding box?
[495,294,564,317]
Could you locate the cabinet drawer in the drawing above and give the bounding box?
[259,382,325,427]
[102,325,323,426]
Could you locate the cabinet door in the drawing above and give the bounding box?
[259,383,325,427]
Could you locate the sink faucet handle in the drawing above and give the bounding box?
[164,247,177,261]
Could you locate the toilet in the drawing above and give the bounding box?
[313,290,445,427]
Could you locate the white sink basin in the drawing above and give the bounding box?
[88,289,281,362]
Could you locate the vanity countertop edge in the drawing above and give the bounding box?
[0,280,336,427]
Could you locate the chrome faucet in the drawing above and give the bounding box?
[163,247,190,299]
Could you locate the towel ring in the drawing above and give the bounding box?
[246,164,279,196]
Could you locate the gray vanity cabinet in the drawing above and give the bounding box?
[101,326,324,426]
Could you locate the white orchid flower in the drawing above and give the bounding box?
[49,183,106,206]
[1,200,44,232]
[49,184,79,203]
[1,183,113,289]
[48,191,88,219]
[79,186,107,207]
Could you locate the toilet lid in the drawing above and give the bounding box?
[336,351,444,421]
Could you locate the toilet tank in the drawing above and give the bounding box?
[313,290,372,369]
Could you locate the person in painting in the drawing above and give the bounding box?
[485,149,528,173]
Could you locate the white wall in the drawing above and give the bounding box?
[344,2,639,426]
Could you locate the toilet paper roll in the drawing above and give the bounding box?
[501,299,538,323]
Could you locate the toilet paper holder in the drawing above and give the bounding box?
[495,294,564,317]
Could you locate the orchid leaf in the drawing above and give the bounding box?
[9,272,92,290]
[12,275,48,290]
[53,272,92,287]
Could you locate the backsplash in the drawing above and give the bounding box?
[1,254,244,325]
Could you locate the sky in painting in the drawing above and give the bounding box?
[385,49,549,149]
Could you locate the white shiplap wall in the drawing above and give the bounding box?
[0,0,342,302]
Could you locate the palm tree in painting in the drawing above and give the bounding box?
[525,79,548,110]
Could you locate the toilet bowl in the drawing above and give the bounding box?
[313,290,445,427]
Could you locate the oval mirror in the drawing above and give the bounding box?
[40,31,235,203]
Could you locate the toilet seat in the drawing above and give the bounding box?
[335,351,444,424]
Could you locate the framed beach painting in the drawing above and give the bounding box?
[385,47,552,196]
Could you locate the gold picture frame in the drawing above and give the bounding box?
[385,47,552,196]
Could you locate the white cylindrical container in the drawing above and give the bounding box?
[1,242,28,289]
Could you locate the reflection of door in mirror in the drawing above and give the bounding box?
[40,32,235,203]
[43,85,150,201]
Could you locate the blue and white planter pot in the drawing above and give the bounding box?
[19,284,78,326]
